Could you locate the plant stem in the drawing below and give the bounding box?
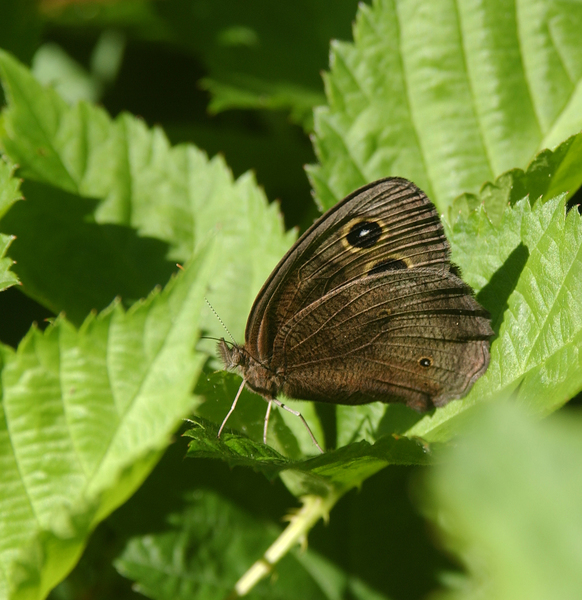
[228,490,343,597]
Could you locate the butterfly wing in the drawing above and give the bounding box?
[245,178,452,360]
[270,269,493,411]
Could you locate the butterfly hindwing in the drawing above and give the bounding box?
[271,268,492,411]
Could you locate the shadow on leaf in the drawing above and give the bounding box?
[477,242,529,334]
[0,180,177,324]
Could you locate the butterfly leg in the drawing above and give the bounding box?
[271,399,324,454]
[218,378,246,438]
[263,400,273,444]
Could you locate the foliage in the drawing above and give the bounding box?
[423,401,582,600]
[307,0,582,213]
[0,1,581,599]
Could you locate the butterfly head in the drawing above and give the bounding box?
[217,338,247,372]
[218,338,283,400]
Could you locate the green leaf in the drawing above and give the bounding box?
[308,0,582,213]
[449,133,582,225]
[31,31,125,105]
[0,248,211,600]
[406,187,582,444]
[201,76,325,132]
[185,416,431,499]
[0,234,18,292]
[0,49,293,336]
[154,0,360,130]
[114,489,392,600]
[423,401,582,600]
[194,370,327,462]
[0,155,21,222]
[0,156,20,291]
[185,417,292,478]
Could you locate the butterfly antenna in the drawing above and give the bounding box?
[205,297,236,344]
[198,335,227,343]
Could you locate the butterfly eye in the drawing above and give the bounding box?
[419,357,433,368]
[346,220,382,248]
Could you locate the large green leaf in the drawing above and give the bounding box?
[308,0,582,213]
[423,401,582,600]
[0,49,293,336]
[405,151,582,443]
[0,248,211,600]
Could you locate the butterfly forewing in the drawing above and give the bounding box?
[245,178,452,360]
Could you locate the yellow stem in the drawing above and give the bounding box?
[229,490,343,597]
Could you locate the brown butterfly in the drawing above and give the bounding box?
[218,178,493,452]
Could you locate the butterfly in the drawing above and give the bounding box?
[218,178,493,452]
